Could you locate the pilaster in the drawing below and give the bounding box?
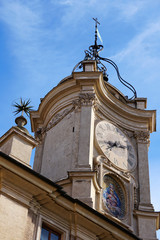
[134,131,152,210]
[134,131,158,240]
[135,210,159,240]
[68,171,99,208]
[74,92,95,170]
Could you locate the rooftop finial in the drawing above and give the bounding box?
[72,19,137,100]
[13,98,33,118]
[93,17,100,46]
[13,98,33,128]
[85,18,104,59]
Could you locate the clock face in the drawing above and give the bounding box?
[95,121,137,171]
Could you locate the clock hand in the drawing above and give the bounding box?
[104,140,111,145]
[105,141,117,147]
[105,141,117,151]
[119,145,126,149]
[115,141,126,149]
[105,141,126,150]
[106,145,116,150]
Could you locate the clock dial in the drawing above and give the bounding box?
[95,121,137,171]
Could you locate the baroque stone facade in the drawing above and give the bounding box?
[0,60,159,240]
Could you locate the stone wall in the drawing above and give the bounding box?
[41,111,75,182]
[0,195,34,240]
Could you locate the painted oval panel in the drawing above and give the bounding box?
[102,175,125,218]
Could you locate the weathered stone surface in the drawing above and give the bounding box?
[0,60,155,239]
[0,127,38,167]
[0,195,34,240]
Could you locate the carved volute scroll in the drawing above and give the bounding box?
[35,107,74,140]
[134,131,150,144]
[72,93,96,108]
[35,128,45,142]
[46,107,74,132]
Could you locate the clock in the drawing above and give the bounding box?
[95,120,137,171]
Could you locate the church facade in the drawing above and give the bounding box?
[0,24,159,239]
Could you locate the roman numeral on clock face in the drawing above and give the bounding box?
[96,121,137,171]
[128,158,134,167]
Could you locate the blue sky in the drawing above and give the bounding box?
[0,0,160,237]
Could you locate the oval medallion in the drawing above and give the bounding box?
[102,175,125,218]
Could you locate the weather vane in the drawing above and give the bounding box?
[93,17,100,46]
[89,18,104,59]
[73,18,137,100]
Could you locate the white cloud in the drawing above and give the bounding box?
[50,0,145,31]
[106,18,160,102]
[109,0,144,20]
[56,0,73,5]
[0,1,56,84]
[0,1,43,40]
[112,19,160,62]
[0,0,160,89]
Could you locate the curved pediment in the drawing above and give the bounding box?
[94,76,156,132]
[30,64,156,133]
[30,75,80,132]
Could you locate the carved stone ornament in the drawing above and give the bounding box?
[121,171,130,178]
[35,128,45,141]
[35,107,74,137]
[37,94,96,136]
[94,155,106,165]
[46,107,74,131]
[72,93,96,108]
[134,131,150,144]
[134,187,138,209]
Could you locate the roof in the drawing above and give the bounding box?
[0,151,141,240]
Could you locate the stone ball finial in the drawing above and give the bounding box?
[15,115,27,128]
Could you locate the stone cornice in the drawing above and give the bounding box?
[30,71,156,134]
[95,77,156,132]
[0,126,38,147]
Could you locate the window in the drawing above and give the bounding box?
[40,225,61,240]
